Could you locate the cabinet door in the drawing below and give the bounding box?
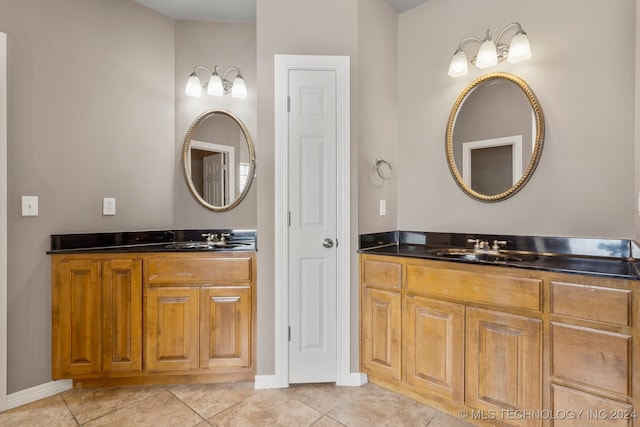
[466,307,542,427]
[361,287,401,381]
[405,295,464,402]
[200,286,252,370]
[102,259,142,374]
[54,259,102,377]
[145,287,199,372]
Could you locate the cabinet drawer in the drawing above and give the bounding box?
[146,257,253,284]
[406,264,541,312]
[551,323,631,396]
[362,258,402,290]
[551,281,631,327]
[551,384,633,427]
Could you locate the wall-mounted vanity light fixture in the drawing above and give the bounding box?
[185,65,247,99]
[448,22,531,78]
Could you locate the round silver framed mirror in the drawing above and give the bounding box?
[182,109,256,212]
[445,72,545,202]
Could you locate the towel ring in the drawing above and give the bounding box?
[375,157,392,180]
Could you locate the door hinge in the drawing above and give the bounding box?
[288,326,291,342]
[287,96,291,112]
[288,211,291,227]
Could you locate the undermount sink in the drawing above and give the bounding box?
[425,248,539,263]
[165,241,252,250]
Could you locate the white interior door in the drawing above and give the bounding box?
[190,140,236,205]
[268,54,356,391]
[288,69,337,383]
[203,153,226,205]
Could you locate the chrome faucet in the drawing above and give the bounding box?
[202,232,231,244]
[492,240,508,251]
[202,233,220,243]
[468,238,507,253]
[467,238,489,251]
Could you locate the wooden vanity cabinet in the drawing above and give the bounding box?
[144,285,253,373]
[52,256,142,379]
[361,254,614,427]
[549,279,636,425]
[52,251,256,385]
[360,257,402,382]
[143,253,254,375]
[404,258,542,427]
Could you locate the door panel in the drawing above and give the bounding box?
[102,259,142,374]
[200,286,251,370]
[288,69,337,383]
[405,295,465,402]
[145,287,199,372]
[59,260,102,377]
[466,307,541,427]
[361,287,401,382]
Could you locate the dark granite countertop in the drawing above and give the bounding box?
[48,229,257,254]
[358,231,640,280]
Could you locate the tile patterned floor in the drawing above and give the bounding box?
[0,382,477,426]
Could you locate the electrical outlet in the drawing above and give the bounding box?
[103,197,116,216]
[21,196,38,216]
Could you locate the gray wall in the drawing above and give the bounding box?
[174,20,257,228]
[398,0,635,238]
[3,0,637,395]
[254,0,399,375]
[255,0,359,375]
[358,0,398,234]
[1,0,175,393]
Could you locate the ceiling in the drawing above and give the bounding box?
[133,0,428,22]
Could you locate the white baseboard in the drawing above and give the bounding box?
[337,372,368,387]
[7,380,72,410]
[253,375,288,390]
[255,372,367,389]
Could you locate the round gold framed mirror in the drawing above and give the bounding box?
[182,109,256,212]
[445,72,545,202]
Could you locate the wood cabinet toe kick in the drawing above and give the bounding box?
[51,252,256,387]
[360,254,640,427]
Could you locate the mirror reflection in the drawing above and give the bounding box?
[183,109,256,211]
[446,73,544,202]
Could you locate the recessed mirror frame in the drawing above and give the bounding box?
[445,72,545,202]
[182,109,256,212]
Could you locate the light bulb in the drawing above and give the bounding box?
[185,73,202,97]
[207,71,224,97]
[231,75,247,99]
[507,31,531,63]
[475,30,498,69]
[448,50,468,78]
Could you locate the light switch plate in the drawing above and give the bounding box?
[379,199,387,217]
[21,196,38,216]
